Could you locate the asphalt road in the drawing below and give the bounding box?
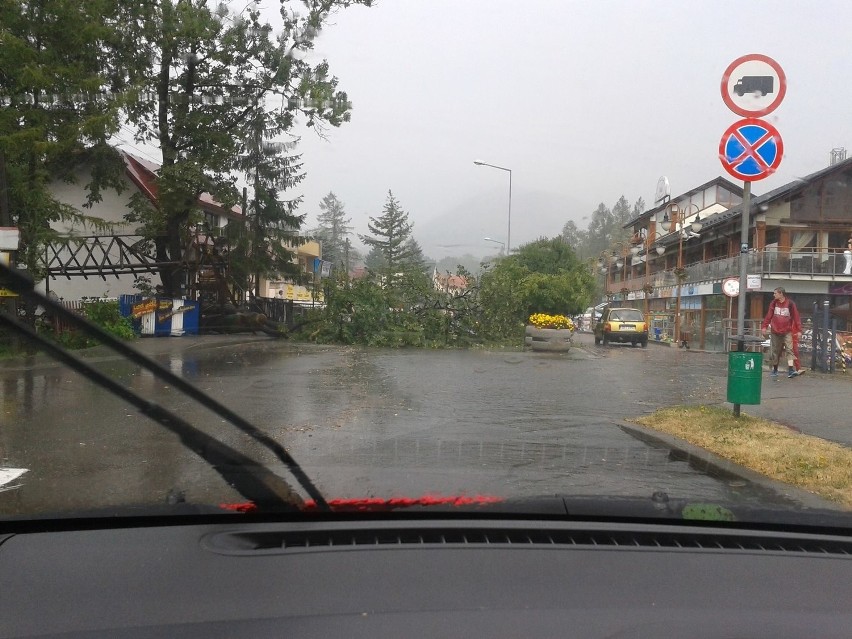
[0,333,846,516]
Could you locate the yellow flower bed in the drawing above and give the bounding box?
[528,313,575,331]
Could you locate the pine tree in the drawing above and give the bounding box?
[227,114,306,300]
[0,0,140,275]
[360,191,420,289]
[314,192,353,273]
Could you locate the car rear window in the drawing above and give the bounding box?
[610,310,644,322]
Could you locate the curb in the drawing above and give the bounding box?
[618,421,839,511]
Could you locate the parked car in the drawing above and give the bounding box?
[594,307,649,347]
[580,304,607,332]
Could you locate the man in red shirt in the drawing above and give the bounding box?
[761,287,802,379]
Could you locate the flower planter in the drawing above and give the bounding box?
[525,326,573,352]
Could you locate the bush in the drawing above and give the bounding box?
[82,300,136,341]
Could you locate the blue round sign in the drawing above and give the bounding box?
[718,118,783,181]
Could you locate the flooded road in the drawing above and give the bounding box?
[0,334,814,515]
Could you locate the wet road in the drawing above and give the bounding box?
[0,333,814,515]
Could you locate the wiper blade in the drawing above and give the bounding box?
[0,263,329,511]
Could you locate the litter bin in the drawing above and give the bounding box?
[727,351,763,405]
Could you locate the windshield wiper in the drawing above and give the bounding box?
[0,263,329,512]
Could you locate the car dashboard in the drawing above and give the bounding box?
[2,514,851,638]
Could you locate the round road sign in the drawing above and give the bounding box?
[721,54,786,117]
[718,118,784,182]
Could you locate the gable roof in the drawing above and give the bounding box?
[120,151,243,219]
[624,176,744,228]
[698,156,852,231]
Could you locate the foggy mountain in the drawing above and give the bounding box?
[412,189,593,260]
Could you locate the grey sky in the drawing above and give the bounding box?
[152,1,852,258]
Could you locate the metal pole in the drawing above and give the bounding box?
[736,181,752,352]
[823,300,831,373]
[507,169,512,253]
[675,214,683,345]
[811,301,818,372]
[830,317,837,373]
[733,181,752,418]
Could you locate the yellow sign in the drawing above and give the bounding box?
[131,299,173,318]
[0,288,18,298]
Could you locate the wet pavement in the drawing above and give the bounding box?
[0,332,847,516]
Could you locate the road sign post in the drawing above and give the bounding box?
[720,54,786,416]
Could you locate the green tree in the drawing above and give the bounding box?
[360,190,422,289]
[122,0,372,296]
[478,237,595,338]
[0,0,138,274]
[364,245,386,272]
[561,220,588,257]
[313,192,353,273]
[228,119,307,300]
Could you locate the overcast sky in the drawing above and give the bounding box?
[206,2,852,257]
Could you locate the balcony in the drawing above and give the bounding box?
[607,249,852,295]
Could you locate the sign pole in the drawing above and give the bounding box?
[733,180,751,417]
[720,53,785,418]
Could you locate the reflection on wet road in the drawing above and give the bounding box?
[0,334,809,515]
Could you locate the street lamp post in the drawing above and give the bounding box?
[483,236,506,255]
[659,203,703,345]
[597,250,612,300]
[474,160,512,253]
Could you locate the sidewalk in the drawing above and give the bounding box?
[743,365,851,449]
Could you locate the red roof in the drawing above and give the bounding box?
[120,151,243,220]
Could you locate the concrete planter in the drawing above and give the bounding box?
[525,326,573,352]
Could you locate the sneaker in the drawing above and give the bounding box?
[770,370,779,379]
[797,369,807,376]
[787,369,798,378]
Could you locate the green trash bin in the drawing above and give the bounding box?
[727,351,763,405]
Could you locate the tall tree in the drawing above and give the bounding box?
[561,220,588,258]
[122,0,373,296]
[611,195,632,229]
[360,190,420,289]
[0,0,139,275]
[314,191,353,272]
[228,119,306,300]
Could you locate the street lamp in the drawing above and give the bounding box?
[483,236,506,254]
[474,160,512,253]
[597,250,614,300]
[658,203,703,345]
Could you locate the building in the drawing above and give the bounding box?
[46,150,322,310]
[606,161,852,351]
[432,268,468,296]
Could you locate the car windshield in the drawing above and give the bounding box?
[2,1,852,525]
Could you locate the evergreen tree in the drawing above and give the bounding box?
[0,0,140,274]
[314,192,353,272]
[360,191,420,288]
[228,116,306,299]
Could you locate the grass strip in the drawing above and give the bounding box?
[632,405,852,509]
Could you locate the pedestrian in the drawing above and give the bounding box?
[844,236,852,275]
[761,286,802,379]
[678,314,692,349]
[792,327,806,376]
